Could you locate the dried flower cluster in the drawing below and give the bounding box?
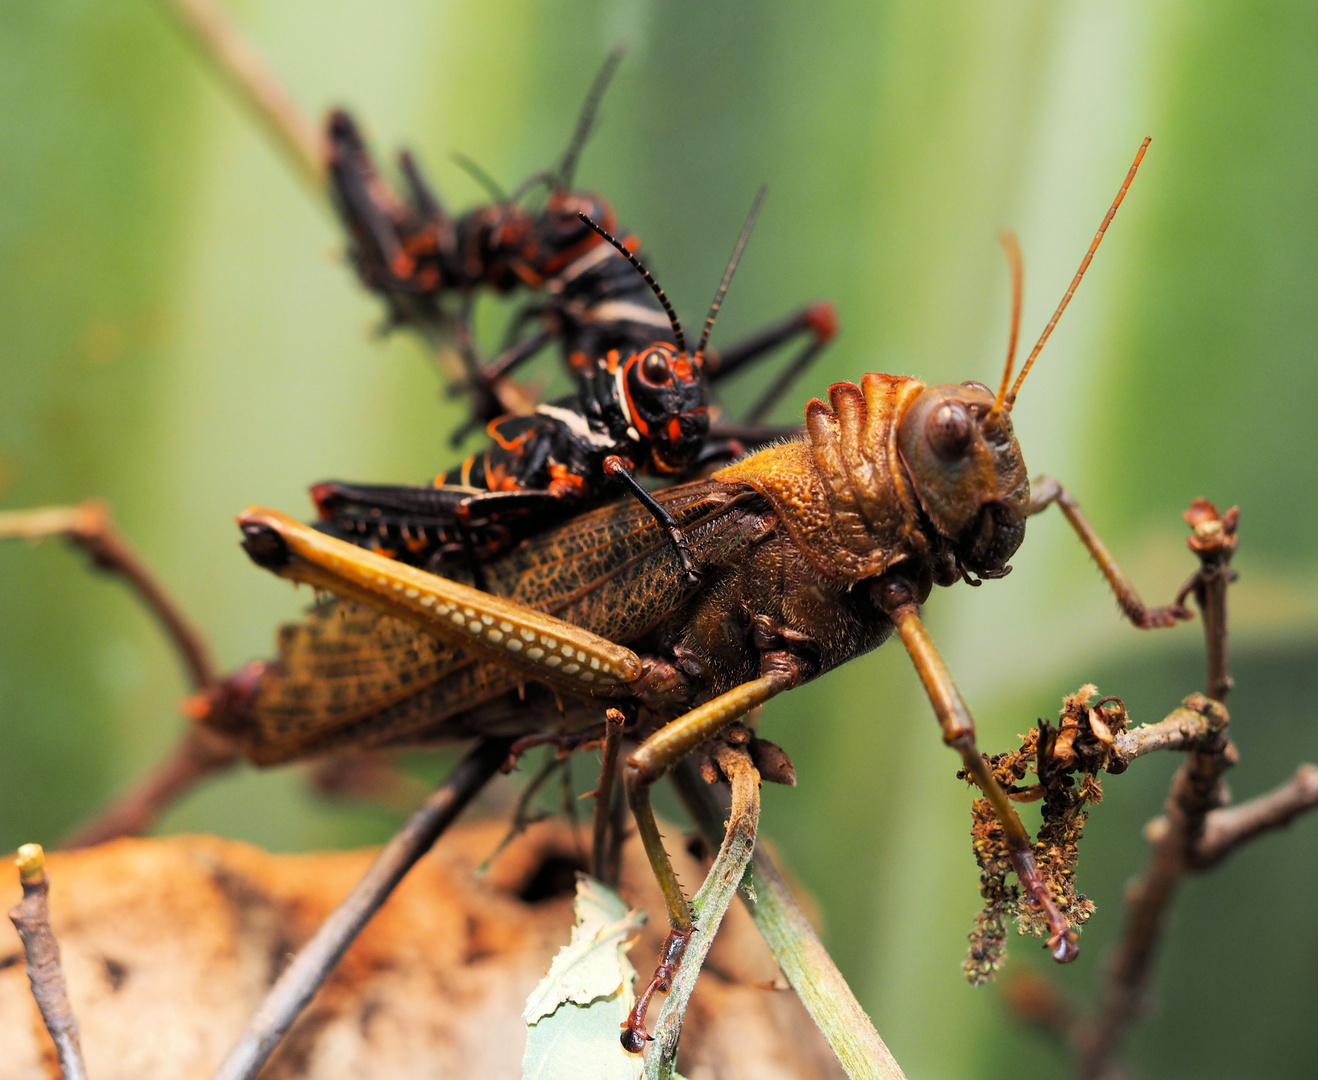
[962,685,1129,984]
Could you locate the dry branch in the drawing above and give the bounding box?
[9,844,89,1080]
[153,0,323,190]
[210,737,511,1080]
[0,502,215,691]
[1108,695,1229,768]
[64,727,239,849]
[1078,500,1239,1079]
[1189,763,1318,867]
[0,502,242,846]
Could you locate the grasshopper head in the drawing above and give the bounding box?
[897,381,1029,577]
[618,343,710,473]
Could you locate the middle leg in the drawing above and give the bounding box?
[620,658,802,1050]
[874,574,1080,963]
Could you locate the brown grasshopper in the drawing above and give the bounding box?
[203,138,1188,1049]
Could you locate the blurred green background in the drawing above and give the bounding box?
[3,2,1317,1077]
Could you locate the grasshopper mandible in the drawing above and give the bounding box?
[208,137,1187,1049]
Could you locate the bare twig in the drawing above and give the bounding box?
[64,726,238,849]
[647,746,761,1079]
[672,761,906,1080]
[1190,763,1318,867]
[306,751,429,815]
[9,845,89,1080]
[152,0,322,190]
[592,708,626,884]
[0,502,215,690]
[1079,501,1238,1080]
[210,737,510,1080]
[2,502,242,846]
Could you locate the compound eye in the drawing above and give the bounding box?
[926,400,973,460]
[639,350,671,385]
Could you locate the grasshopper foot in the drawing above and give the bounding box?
[620,926,691,1052]
[1135,602,1194,629]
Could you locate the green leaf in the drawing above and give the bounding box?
[522,876,647,1080]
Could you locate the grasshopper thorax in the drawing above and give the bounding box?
[713,372,1027,586]
[896,381,1029,578]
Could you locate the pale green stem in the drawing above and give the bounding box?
[672,762,907,1080]
[646,753,760,1079]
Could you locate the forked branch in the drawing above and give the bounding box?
[0,502,243,846]
[1078,500,1239,1080]
[0,502,215,691]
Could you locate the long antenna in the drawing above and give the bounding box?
[1005,136,1151,410]
[990,229,1024,417]
[558,46,627,190]
[577,212,686,357]
[696,187,766,359]
[451,151,507,203]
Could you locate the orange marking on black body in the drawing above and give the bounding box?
[622,356,650,437]
[540,232,604,276]
[548,463,588,498]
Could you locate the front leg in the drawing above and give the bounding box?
[1030,476,1193,629]
[603,456,702,586]
[875,576,1079,964]
[620,656,803,1051]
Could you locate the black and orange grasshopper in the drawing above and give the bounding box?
[326,50,836,435]
[202,138,1189,1049]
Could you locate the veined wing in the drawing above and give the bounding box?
[215,601,519,764]
[490,478,767,645]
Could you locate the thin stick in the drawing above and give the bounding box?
[1079,501,1237,1080]
[153,0,323,191]
[1193,764,1318,866]
[9,845,89,1080]
[1,502,243,846]
[0,502,216,691]
[646,746,760,1079]
[64,726,237,849]
[672,762,906,1080]
[210,737,511,1080]
[592,708,626,884]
